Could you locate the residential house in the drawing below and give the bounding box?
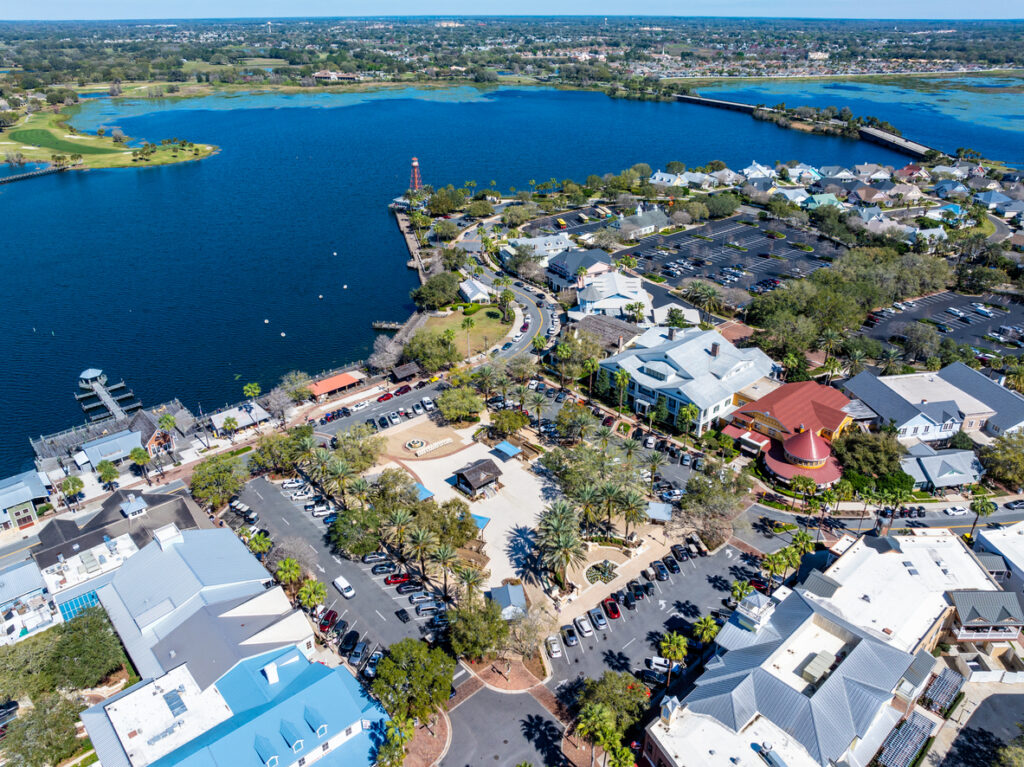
[651,303,700,327]
[889,182,926,202]
[1010,232,1024,253]
[723,381,853,487]
[682,171,716,190]
[974,190,1012,210]
[924,203,964,224]
[864,216,914,238]
[817,165,855,180]
[895,164,931,182]
[649,170,685,187]
[741,161,777,180]
[744,177,778,195]
[459,277,491,304]
[933,179,971,199]
[786,163,822,184]
[933,361,1024,436]
[547,248,613,291]
[488,583,527,620]
[854,163,892,182]
[0,469,50,530]
[128,410,175,459]
[967,176,1002,192]
[710,168,745,187]
[932,164,969,180]
[802,193,843,211]
[908,227,949,247]
[574,271,652,321]
[598,326,777,434]
[610,203,671,240]
[849,186,890,206]
[563,315,642,357]
[995,199,1024,219]
[900,442,984,492]
[773,187,809,205]
[0,560,62,645]
[812,176,861,196]
[947,590,1024,644]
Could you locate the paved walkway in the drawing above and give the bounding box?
[405,712,450,767]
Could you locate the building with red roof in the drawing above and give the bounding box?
[723,381,853,488]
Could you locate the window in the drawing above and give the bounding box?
[305,640,313,650]
[899,428,907,436]
[345,727,353,737]
[322,744,330,753]
[298,759,305,767]
[967,420,975,428]
[942,423,953,431]
[912,427,919,435]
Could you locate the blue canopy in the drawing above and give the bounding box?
[414,482,434,501]
[471,514,490,530]
[493,440,521,460]
[646,502,673,523]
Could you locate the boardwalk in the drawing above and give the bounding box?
[0,166,66,185]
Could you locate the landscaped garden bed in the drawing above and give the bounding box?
[585,560,618,584]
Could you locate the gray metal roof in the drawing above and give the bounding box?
[842,372,920,427]
[80,429,142,466]
[801,569,841,598]
[0,469,48,512]
[0,560,46,605]
[949,590,1024,626]
[937,362,1024,433]
[902,649,937,691]
[974,552,1009,574]
[688,590,916,766]
[900,448,984,489]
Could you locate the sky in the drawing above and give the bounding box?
[1,3,1019,21]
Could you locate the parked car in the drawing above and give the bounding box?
[651,560,670,581]
[637,669,667,687]
[389,411,401,425]
[628,580,646,601]
[349,642,368,666]
[323,513,337,525]
[647,656,684,674]
[416,604,441,618]
[384,573,412,585]
[671,544,688,561]
[395,608,411,623]
[602,416,615,427]
[338,631,359,654]
[546,635,562,658]
[575,614,595,637]
[377,416,390,429]
[944,506,969,517]
[561,625,579,647]
[281,478,305,489]
[371,562,397,575]
[603,597,621,619]
[422,397,435,411]
[396,582,424,595]
[588,607,608,630]
[363,651,383,678]
[1006,500,1024,510]
[408,592,435,605]
[363,551,388,563]
[377,392,393,402]
[318,610,339,634]
[749,578,770,593]
[644,435,656,449]
[396,384,413,396]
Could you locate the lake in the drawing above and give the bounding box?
[0,84,983,474]
[701,75,1024,166]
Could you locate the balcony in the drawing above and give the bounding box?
[955,625,1021,643]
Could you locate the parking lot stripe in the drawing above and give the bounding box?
[623,637,636,649]
[375,609,386,620]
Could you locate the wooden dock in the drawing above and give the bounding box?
[371,321,405,330]
[0,166,67,185]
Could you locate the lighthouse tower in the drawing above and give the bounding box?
[409,157,423,192]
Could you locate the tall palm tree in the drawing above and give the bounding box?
[677,402,700,435]
[576,484,602,537]
[620,438,640,466]
[761,552,788,593]
[275,558,302,597]
[817,328,843,359]
[582,357,600,400]
[455,565,484,602]
[613,368,630,412]
[248,532,272,557]
[382,508,414,555]
[682,281,722,323]
[349,477,371,509]
[575,702,616,767]
[540,530,587,585]
[845,348,867,376]
[431,543,458,600]
[528,392,547,419]
[597,481,622,530]
[659,631,688,687]
[969,498,996,539]
[620,488,647,538]
[461,316,476,359]
[593,425,613,449]
[644,452,668,493]
[880,347,905,375]
[730,579,753,605]
[475,365,497,398]
[297,435,317,468]
[297,579,327,611]
[693,615,720,645]
[790,474,816,511]
[790,529,814,558]
[309,447,333,484]
[407,526,439,579]
[222,416,239,443]
[324,459,354,506]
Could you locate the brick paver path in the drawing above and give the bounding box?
[405,713,449,767]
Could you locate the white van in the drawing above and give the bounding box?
[333,575,355,599]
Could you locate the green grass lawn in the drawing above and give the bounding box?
[424,307,511,357]
[8,128,122,154]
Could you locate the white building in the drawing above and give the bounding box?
[459,277,491,304]
[573,271,652,321]
[741,161,778,180]
[599,326,777,433]
[506,232,574,266]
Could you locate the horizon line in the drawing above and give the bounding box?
[3,14,1024,22]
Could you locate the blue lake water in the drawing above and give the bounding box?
[701,75,1024,166]
[0,84,979,473]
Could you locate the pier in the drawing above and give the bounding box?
[675,93,944,159]
[0,166,67,185]
[371,321,405,330]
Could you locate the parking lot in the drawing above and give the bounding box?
[620,217,845,294]
[859,290,1024,357]
[233,476,444,674]
[543,544,760,694]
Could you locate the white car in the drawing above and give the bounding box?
[943,506,969,516]
[421,397,435,412]
[527,380,538,390]
[291,490,313,501]
[575,614,594,638]
[412,402,424,415]
[281,478,304,489]
[352,401,368,411]
[545,635,562,659]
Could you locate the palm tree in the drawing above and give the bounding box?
[382,508,414,555]
[677,402,700,435]
[880,347,905,375]
[385,715,415,752]
[644,452,668,493]
[308,447,333,484]
[761,552,788,593]
[790,529,814,557]
[431,543,458,600]
[475,365,497,398]
[275,558,302,597]
[96,459,119,491]
[969,498,996,539]
[582,357,600,399]
[324,459,354,506]
[129,447,152,484]
[593,425,613,449]
[297,579,327,611]
[540,530,587,586]
[455,565,484,602]
[820,356,843,385]
[528,392,547,419]
[693,615,720,645]
[575,702,616,767]
[248,532,272,557]
[349,477,371,509]
[659,631,688,687]
[222,415,239,442]
[620,488,647,539]
[730,579,753,605]
[407,526,439,579]
[461,316,476,359]
[297,435,317,468]
[597,481,622,530]
[818,328,843,359]
[61,476,84,509]
[576,484,602,537]
[790,474,816,511]
[620,438,640,466]
[682,281,722,323]
[845,348,867,376]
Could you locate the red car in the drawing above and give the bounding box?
[749,578,769,594]
[395,384,412,396]
[602,416,615,427]
[520,322,530,333]
[384,573,412,586]
[602,597,621,620]
[377,392,393,402]
[318,609,338,633]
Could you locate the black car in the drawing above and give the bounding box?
[378,416,390,429]
[341,407,352,417]
[618,590,636,610]
[671,544,688,561]
[332,618,349,638]
[371,562,397,575]
[656,439,669,453]
[628,579,646,601]
[338,630,360,654]
[651,561,670,581]
[395,608,411,623]
[637,669,667,687]
[555,391,567,403]
[365,418,378,431]
[396,582,424,595]
[662,555,681,574]
[642,582,655,598]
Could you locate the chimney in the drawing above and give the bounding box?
[617,335,624,352]
[262,661,279,685]
[921,399,927,404]
[668,327,677,341]
[711,342,720,357]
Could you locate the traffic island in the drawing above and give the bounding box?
[404,711,450,767]
[464,657,542,692]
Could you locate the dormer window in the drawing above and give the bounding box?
[292,740,304,754]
